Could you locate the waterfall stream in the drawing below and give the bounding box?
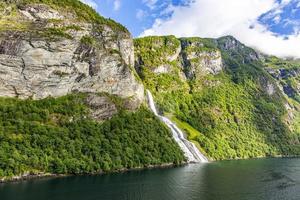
[146,90,208,163]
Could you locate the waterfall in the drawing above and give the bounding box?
[146,90,209,163]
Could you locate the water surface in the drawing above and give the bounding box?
[1,158,300,200]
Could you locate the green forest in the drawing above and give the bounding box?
[0,94,184,179]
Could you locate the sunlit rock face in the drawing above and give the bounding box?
[134,36,223,81]
[180,39,223,79]
[0,3,144,108]
[85,94,118,121]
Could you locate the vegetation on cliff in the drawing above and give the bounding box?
[263,56,300,102]
[0,0,300,181]
[134,35,300,160]
[1,0,127,32]
[0,1,186,181]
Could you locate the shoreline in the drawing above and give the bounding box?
[215,154,300,162]
[1,155,299,184]
[0,162,188,184]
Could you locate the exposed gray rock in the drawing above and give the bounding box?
[167,46,181,62]
[266,82,276,96]
[19,4,65,21]
[266,67,300,98]
[184,50,223,79]
[217,36,259,63]
[218,36,240,51]
[285,102,295,123]
[135,37,223,80]
[85,94,118,121]
[153,65,171,74]
[179,38,223,79]
[258,75,278,97]
[0,4,144,108]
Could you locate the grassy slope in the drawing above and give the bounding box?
[166,113,209,157]
[0,94,185,179]
[134,36,300,160]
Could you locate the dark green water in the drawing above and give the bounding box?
[1,158,300,200]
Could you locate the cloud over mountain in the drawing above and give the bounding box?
[141,0,300,58]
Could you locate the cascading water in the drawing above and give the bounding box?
[146,90,208,163]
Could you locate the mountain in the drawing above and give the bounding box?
[134,35,300,159]
[0,0,299,181]
[0,0,143,104]
[0,0,184,181]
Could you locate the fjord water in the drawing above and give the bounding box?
[1,158,300,200]
[146,90,208,163]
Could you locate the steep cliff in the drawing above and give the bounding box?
[1,0,300,181]
[0,0,143,107]
[263,56,300,101]
[0,1,185,181]
[135,35,300,160]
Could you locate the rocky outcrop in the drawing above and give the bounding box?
[134,36,223,80]
[149,45,182,75]
[258,76,277,96]
[85,94,118,121]
[217,36,260,63]
[19,4,65,21]
[152,65,172,74]
[0,3,144,108]
[265,67,300,98]
[180,39,223,79]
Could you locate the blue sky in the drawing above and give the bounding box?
[259,0,300,36]
[81,0,300,58]
[81,0,188,36]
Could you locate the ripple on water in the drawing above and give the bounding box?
[1,158,300,200]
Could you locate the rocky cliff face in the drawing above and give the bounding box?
[180,38,223,79]
[134,36,223,81]
[0,1,144,108]
[264,57,300,100]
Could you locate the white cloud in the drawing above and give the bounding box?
[143,0,159,10]
[136,9,147,20]
[80,0,98,9]
[159,4,176,16]
[113,0,121,11]
[141,0,300,58]
[273,15,281,24]
[281,0,293,4]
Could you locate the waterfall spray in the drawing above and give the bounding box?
[146,90,208,163]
